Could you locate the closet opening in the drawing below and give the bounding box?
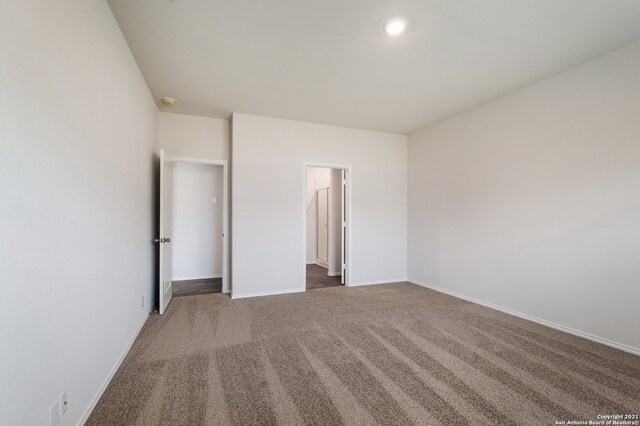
[303,164,350,290]
[158,150,229,314]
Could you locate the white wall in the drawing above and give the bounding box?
[0,1,158,425]
[232,113,407,298]
[316,188,329,263]
[172,162,224,280]
[159,112,230,160]
[305,167,331,263]
[329,168,343,275]
[408,42,640,352]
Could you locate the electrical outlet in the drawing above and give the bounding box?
[275,272,281,282]
[50,400,60,426]
[60,391,68,415]
[421,267,427,277]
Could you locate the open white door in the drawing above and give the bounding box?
[341,170,346,284]
[159,150,174,314]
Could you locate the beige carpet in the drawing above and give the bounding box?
[87,283,640,425]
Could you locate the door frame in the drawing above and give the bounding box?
[167,156,230,295]
[302,162,352,291]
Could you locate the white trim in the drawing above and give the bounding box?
[315,259,329,269]
[349,278,406,287]
[327,272,341,277]
[77,313,148,425]
[306,261,316,265]
[221,161,229,294]
[231,288,305,300]
[166,156,227,166]
[172,274,222,281]
[303,162,352,292]
[408,279,640,357]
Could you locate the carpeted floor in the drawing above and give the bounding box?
[87,283,640,425]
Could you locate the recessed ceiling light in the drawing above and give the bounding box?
[161,97,176,106]
[384,18,407,36]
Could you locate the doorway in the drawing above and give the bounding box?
[304,164,349,290]
[158,150,228,314]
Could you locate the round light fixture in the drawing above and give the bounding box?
[161,97,176,106]
[384,18,407,36]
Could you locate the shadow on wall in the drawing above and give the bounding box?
[151,152,160,312]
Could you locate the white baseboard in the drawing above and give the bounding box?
[349,278,406,287]
[172,274,222,281]
[77,313,149,425]
[328,271,341,277]
[231,288,305,300]
[408,278,640,357]
[315,259,329,269]
[306,261,316,265]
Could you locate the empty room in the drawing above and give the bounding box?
[1,1,639,425]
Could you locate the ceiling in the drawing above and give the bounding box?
[108,0,640,134]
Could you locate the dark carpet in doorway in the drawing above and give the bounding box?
[306,263,342,289]
[173,278,222,297]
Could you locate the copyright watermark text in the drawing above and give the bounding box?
[555,414,639,425]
